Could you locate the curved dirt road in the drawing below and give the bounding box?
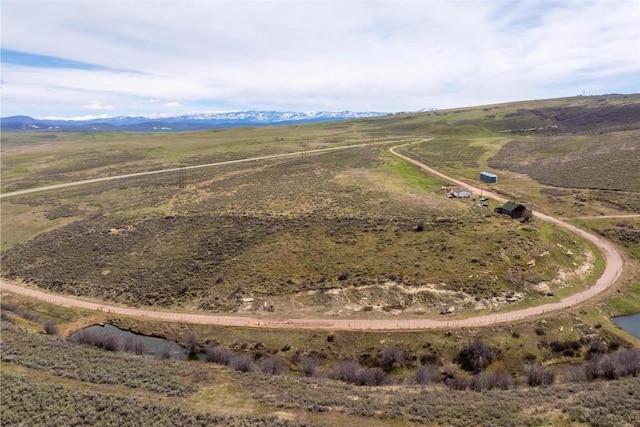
[0,145,626,330]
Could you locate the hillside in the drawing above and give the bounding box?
[1,94,639,426]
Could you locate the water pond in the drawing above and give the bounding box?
[612,313,640,340]
[69,324,204,359]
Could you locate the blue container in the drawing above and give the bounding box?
[480,171,497,183]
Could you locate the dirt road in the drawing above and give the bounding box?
[561,215,640,220]
[0,145,626,330]
[0,142,380,199]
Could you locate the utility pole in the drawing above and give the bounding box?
[179,166,186,189]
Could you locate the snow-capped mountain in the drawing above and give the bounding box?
[1,110,388,131]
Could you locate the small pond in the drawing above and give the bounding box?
[612,313,640,340]
[69,324,204,360]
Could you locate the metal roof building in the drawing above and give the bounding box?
[480,171,498,183]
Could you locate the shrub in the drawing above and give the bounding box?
[184,331,198,355]
[523,363,555,387]
[597,355,623,380]
[358,366,388,386]
[123,336,148,355]
[565,364,587,383]
[470,370,514,391]
[614,348,640,377]
[335,360,361,384]
[69,330,121,352]
[585,340,605,359]
[159,344,173,360]
[549,340,581,357]
[419,352,439,365]
[583,349,640,381]
[18,311,40,323]
[205,344,234,365]
[43,321,59,336]
[1,311,15,323]
[445,374,470,391]
[455,338,494,373]
[380,345,405,372]
[410,364,439,386]
[440,361,458,379]
[0,302,19,312]
[333,360,390,386]
[229,354,253,372]
[259,357,289,375]
[301,357,319,377]
[96,333,120,351]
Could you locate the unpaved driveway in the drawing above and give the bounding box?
[0,144,626,330]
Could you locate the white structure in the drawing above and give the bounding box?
[450,186,472,198]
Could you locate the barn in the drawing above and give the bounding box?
[495,201,532,220]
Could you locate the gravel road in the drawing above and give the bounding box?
[0,144,626,330]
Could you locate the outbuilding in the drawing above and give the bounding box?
[449,186,472,198]
[480,171,498,183]
[495,201,532,220]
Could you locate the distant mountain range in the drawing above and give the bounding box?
[0,110,388,131]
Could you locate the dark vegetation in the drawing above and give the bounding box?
[489,132,640,194]
[27,317,638,392]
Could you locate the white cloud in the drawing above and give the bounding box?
[1,0,639,117]
[83,102,115,110]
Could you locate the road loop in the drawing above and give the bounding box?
[0,143,625,330]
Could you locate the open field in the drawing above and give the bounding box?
[1,94,638,322]
[2,94,639,425]
[1,144,597,316]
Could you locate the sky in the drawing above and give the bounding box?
[1,0,639,119]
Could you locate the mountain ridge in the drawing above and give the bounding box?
[1,110,388,131]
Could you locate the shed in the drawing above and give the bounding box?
[495,201,532,220]
[480,171,498,183]
[450,186,472,198]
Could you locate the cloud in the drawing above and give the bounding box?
[1,0,639,117]
[83,102,115,110]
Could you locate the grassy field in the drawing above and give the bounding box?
[1,95,638,317]
[1,143,595,315]
[1,94,639,425]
